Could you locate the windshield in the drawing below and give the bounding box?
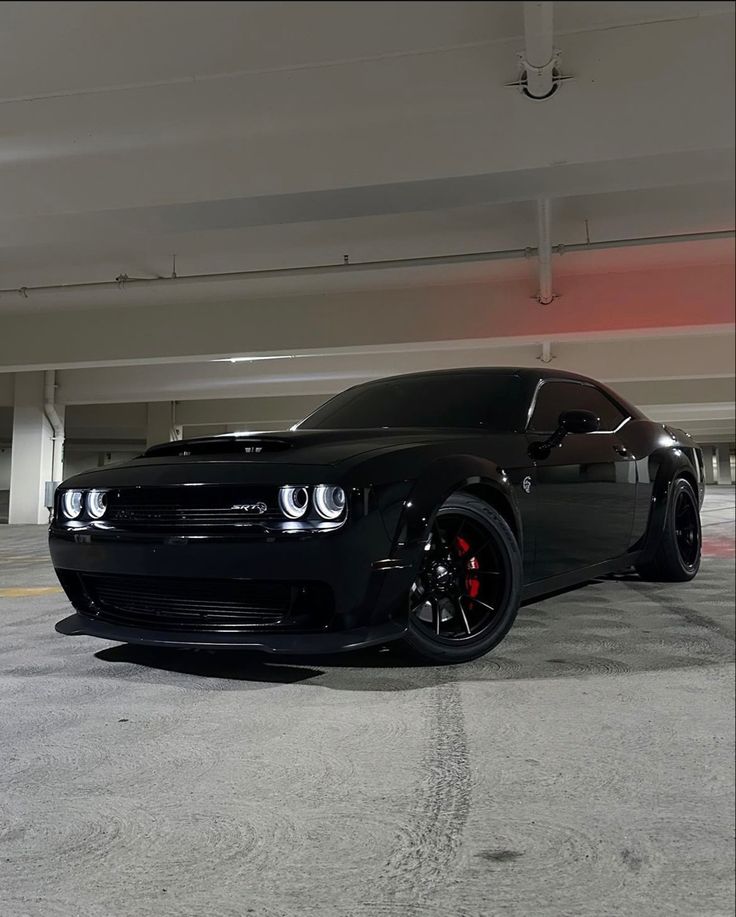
[299,372,526,431]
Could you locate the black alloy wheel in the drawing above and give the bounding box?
[637,476,702,582]
[402,493,522,664]
[674,486,700,568]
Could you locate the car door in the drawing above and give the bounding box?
[525,379,638,583]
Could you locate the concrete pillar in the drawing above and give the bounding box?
[701,446,716,484]
[702,445,716,485]
[8,372,66,524]
[146,402,182,449]
[716,445,733,485]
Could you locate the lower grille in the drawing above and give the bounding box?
[68,572,333,632]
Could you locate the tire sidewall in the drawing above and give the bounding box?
[666,477,702,579]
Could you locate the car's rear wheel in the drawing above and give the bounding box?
[636,476,701,582]
[400,493,522,664]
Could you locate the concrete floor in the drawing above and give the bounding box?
[1,489,734,917]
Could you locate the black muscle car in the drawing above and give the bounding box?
[53,368,705,663]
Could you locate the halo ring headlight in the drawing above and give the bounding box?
[314,485,346,520]
[87,489,108,520]
[279,485,309,519]
[61,490,84,519]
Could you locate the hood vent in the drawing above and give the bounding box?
[144,437,293,458]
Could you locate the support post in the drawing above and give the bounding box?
[716,445,733,485]
[146,402,182,449]
[702,445,716,485]
[9,371,65,524]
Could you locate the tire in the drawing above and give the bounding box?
[636,477,701,582]
[400,492,522,664]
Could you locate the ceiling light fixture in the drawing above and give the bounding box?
[210,354,299,364]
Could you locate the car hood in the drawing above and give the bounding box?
[142,428,483,464]
[61,428,493,489]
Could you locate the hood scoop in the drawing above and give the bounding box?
[144,437,293,458]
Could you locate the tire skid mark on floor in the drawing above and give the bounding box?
[627,581,736,643]
[356,674,471,913]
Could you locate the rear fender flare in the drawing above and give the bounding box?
[638,447,700,562]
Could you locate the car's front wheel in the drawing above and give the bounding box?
[401,492,522,664]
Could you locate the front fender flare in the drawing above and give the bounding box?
[371,455,521,628]
[392,454,520,560]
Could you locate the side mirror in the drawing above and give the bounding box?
[558,410,600,435]
[529,409,601,459]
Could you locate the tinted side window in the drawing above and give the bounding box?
[528,382,627,433]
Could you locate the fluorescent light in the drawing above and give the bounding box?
[211,354,298,364]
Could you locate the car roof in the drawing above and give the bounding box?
[347,367,645,419]
[355,366,599,385]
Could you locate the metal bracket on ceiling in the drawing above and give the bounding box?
[513,49,566,100]
[506,2,572,100]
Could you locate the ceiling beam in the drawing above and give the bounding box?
[0,262,732,372]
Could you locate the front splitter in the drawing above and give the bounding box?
[55,613,407,654]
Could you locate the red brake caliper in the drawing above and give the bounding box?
[455,536,480,598]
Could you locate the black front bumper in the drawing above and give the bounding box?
[50,512,417,653]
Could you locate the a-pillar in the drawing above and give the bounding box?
[9,372,65,524]
[716,445,733,485]
[146,402,182,449]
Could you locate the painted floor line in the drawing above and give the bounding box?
[0,586,63,598]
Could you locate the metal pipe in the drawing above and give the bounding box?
[0,247,532,297]
[536,197,553,304]
[43,370,64,487]
[561,230,735,252]
[0,230,732,299]
[522,1,557,99]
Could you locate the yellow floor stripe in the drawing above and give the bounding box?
[0,586,63,598]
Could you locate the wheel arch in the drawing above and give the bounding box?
[459,480,520,542]
[392,454,522,559]
[638,447,701,563]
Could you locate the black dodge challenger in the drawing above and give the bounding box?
[53,368,704,663]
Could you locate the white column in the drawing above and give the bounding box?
[146,402,182,449]
[716,445,733,485]
[9,371,65,524]
[702,445,716,485]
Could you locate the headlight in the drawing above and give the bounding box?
[314,485,346,520]
[279,485,309,519]
[87,489,108,519]
[61,490,83,519]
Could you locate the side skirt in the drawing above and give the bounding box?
[521,553,642,603]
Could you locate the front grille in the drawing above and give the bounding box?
[68,572,333,632]
[103,486,282,531]
[107,505,279,526]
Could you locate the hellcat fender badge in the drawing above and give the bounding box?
[230,502,268,514]
[522,476,532,494]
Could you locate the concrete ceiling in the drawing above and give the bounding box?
[0,1,734,441]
